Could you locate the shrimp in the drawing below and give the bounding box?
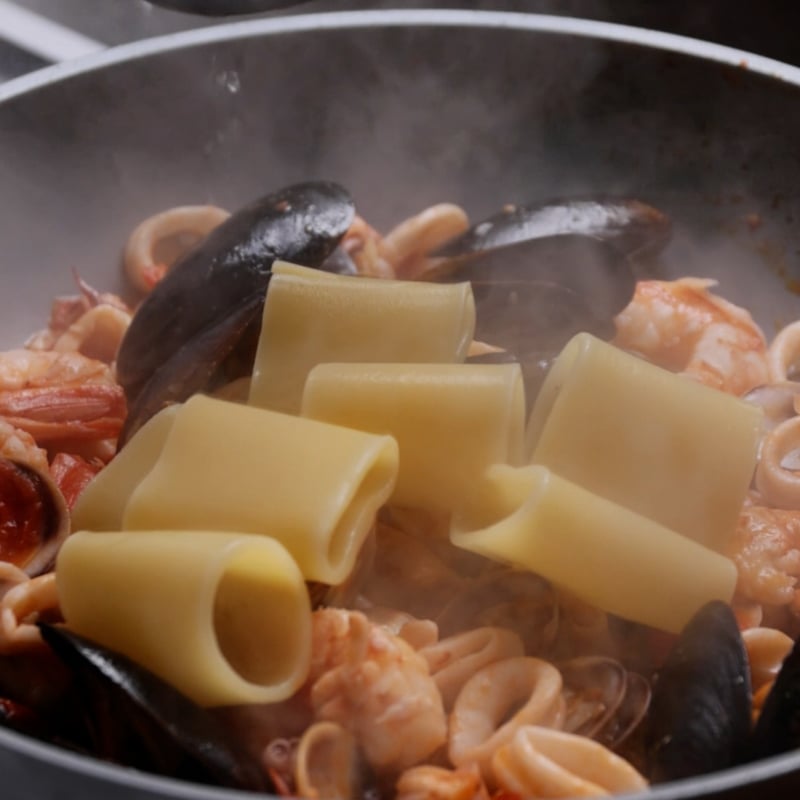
[0,418,48,473]
[729,504,800,614]
[613,278,768,396]
[307,608,447,773]
[0,349,126,453]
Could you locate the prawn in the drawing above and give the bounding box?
[613,278,768,396]
[0,349,126,453]
[729,504,800,614]
[306,608,447,773]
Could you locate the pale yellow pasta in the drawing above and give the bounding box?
[248,262,476,414]
[396,764,487,800]
[742,627,794,692]
[120,395,398,585]
[57,530,312,707]
[71,404,179,532]
[527,332,763,553]
[0,571,58,654]
[451,464,738,633]
[308,609,447,772]
[755,416,800,510]
[448,656,564,777]
[767,320,800,382]
[302,362,525,512]
[491,725,647,797]
[419,627,525,708]
[295,721,359,800]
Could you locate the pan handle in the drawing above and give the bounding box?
[0,0,104,67]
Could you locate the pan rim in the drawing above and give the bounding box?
[2,7,800,104]
[1,8,800,800]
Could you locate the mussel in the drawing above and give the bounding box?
[0,458,69,577]
[431,197,671,262]
[644,601,752,783]
[116,181,355,442]
[426,197,672,396]
[32,623,270,791]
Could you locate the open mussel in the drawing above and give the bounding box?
[36,623,269,791]
[0,458,69,577]
[116,181,355,442]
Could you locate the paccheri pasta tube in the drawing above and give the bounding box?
[301,362,525,512]
[451,464,737,633]
[75,395,399,585]
[248,261,476,414]
[526,332,763,553]
[71,405,179,532]
[57,530,311,707]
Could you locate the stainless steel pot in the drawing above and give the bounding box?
[1,9,800,799]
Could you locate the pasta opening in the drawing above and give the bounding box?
[213,545,308,686]
[327,439,398,577]
[524,332,586,456]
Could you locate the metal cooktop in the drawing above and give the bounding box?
[1,0,799,84]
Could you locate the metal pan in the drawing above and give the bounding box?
[1,9,800,800]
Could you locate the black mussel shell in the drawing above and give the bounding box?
[749,634,800,760]
[428,234,636,329]
[643,601,752,783]
[38,624,270,792]
[116,181,354,442]
[431,197,671,261]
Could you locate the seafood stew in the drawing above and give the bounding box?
[1,180,800,800]
[4,11,800,800]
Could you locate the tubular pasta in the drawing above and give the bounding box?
[491,725,647,797]
[448,656,564,776]
[526,332,762,553]
[302,362,525,512]
[419,627,525,709]
[248,262,476,415]
[452,464,737,633]
[92,395,399,585]
[57,530,312,707]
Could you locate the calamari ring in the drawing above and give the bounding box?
[755,416,800,509]
[124,205,230,293]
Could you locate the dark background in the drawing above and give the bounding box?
[2,1,800,81]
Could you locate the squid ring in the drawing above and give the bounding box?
[124,205,230,293]
[767,320,800,383]
[755,416,800,509]
[448,656,564,776]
